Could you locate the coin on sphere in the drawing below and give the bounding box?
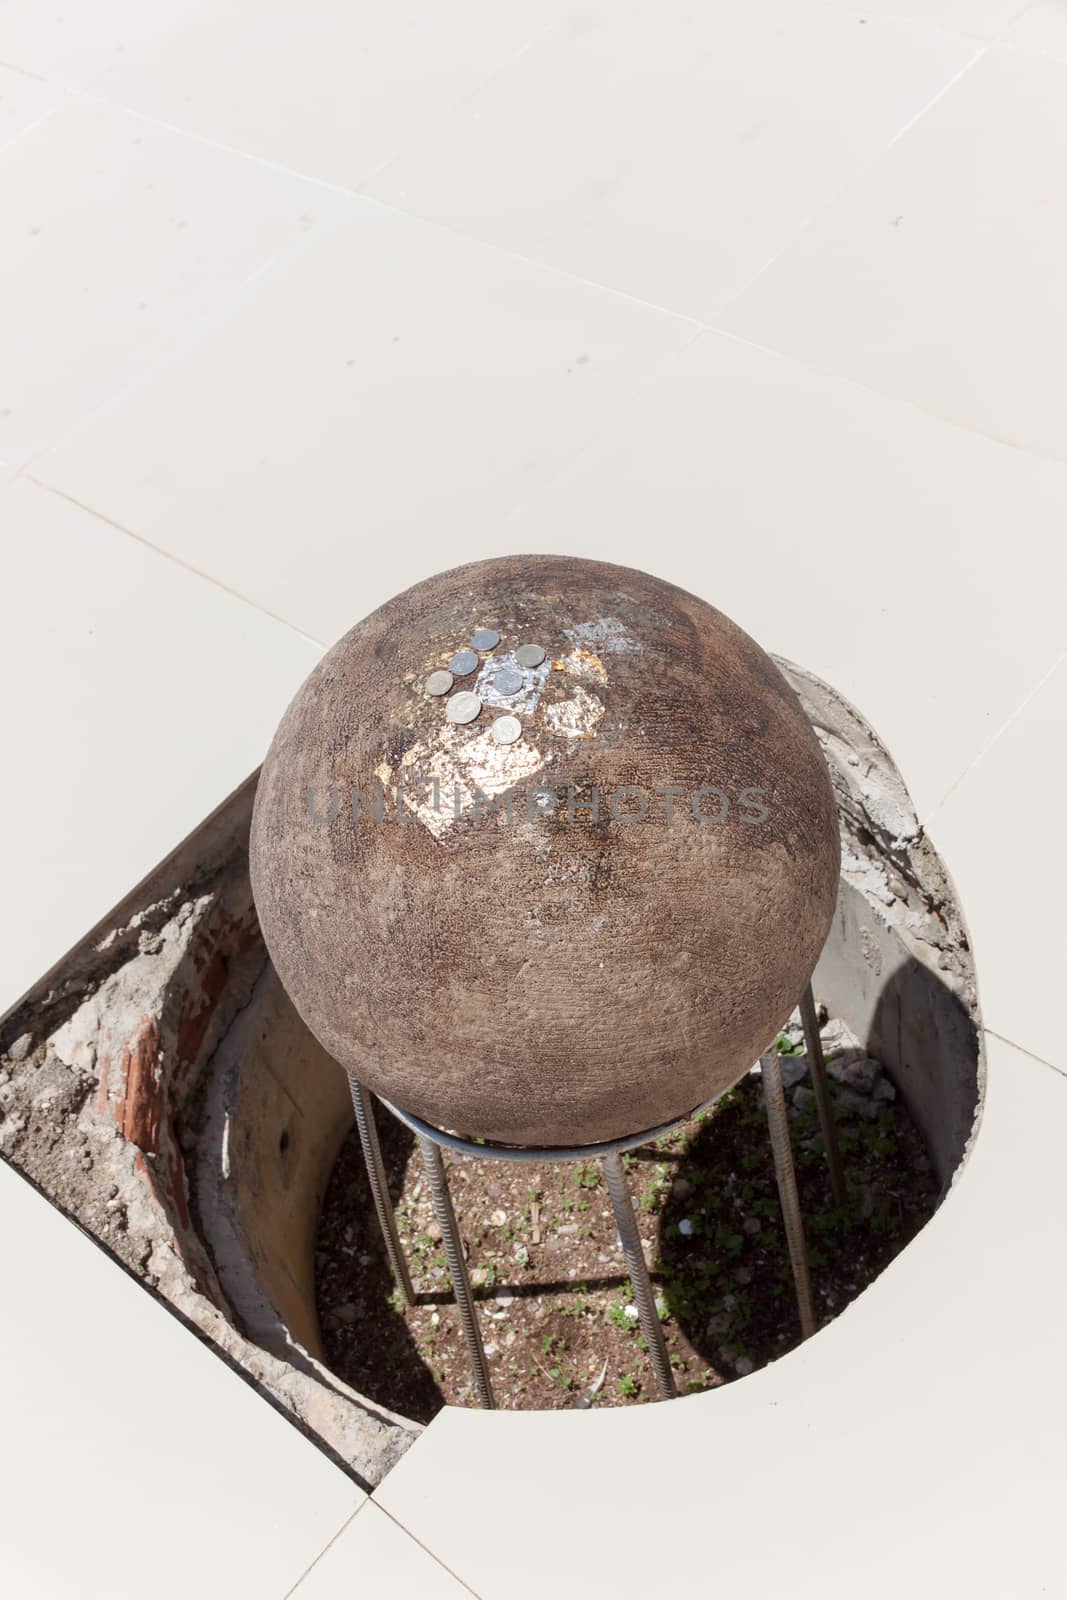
[250,555,840,1146]
[491,714,522,746]
[445,690,482,725]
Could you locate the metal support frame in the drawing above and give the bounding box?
[346,1075,415,1307]
[344,970,845,1407]
[418,1134,496,1409]
[760,1047,817,1339]
[799,981,847,1206]
[603,1151,676,1399]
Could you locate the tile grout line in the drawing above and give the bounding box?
[884,40,991,150]
[63,83,381,200]
[4,44,1037,418]
[352,187,706,329]
[0,102,59,160]
[370,1500,487,1598]
[985,1029,1067,1084]
[920,644,1067,829]
[19,474,328,651]
[280,1500,370,1600]
[57,84,704,332]
[354,11,569,194]
[700,313,1067,473]
[0,56,49,82]
[0,24,1041,359]
[703,42,990,330]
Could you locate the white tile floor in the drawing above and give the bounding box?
[497,329,1067,825]
[0,0,574,191]
[0,1157,363,1600]
[365,1,977,321]
[0,476,319,1016]
[30,200,693,646]
[1,97,351,471]
[2,0,1066,1593]
[719,44,1067,464]
[1004,0,1067,59]
[925,653,1067,1074]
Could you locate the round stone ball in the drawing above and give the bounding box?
[250,555,839,1146]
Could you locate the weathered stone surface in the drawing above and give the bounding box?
[251,555,840,1145]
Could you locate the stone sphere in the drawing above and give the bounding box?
[250,555,839,1146]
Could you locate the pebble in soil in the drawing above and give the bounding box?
[315,1013,940,1420]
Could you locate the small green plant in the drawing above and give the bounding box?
[573,1161,601,1190]
[617,1373,639,1397]
[776,1032,803,1056]
[607,1297,637,1332]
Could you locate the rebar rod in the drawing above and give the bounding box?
[417,1133,496,1410]
[346,1076,416,1307]
[799,982,847,1207]
[760,1048,817,1340]
[602,1151,676,1400]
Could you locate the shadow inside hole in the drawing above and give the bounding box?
[316,1105,444,1424]
[655,1068,939,1378]
[316,978,948,1415]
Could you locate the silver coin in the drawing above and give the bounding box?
[449,649,479,676]
[425,669,454,696]
[515,643,546,668]
[491,714,522,745]
[493,667,524,696]
[446,691,482,725]
[470,628,500,651]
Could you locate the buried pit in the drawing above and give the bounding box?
[0,659,980,1485]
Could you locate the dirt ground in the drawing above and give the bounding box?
[316,1016,939,1420]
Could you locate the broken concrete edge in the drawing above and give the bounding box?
[777,657,983,1190]
[0,771,420,1489]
